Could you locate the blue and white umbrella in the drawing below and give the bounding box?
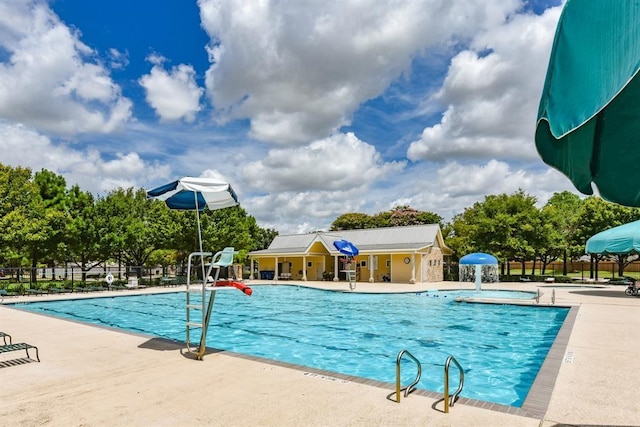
[333,239,359,257]
[147,176,239,256]
[147,177,238,212]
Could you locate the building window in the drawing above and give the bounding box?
[386,260,391,268]
[360,261,367,267]
[307,261,313,268]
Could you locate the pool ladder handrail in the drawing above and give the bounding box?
[395,349,422,403]
[444,354,464,413]
[185,248,237,360]
[185,251,212,359]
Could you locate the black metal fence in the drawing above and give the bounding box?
[0,264,245,295]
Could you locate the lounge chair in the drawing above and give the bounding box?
[74,285,91,293]
[125,277,146,289]
[0,289,17,303]
[109,282,127,291]
[0,332,11,345]
[160,276,186,287]
[48,287,72,294]
[0,342,40,362]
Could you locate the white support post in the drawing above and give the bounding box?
[302,256,308,281]
[410,254,416,284]
[368,254,374,282]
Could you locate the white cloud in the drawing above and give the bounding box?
[244,188,367,233]
[407,6,562,162]
[0,1,579,236]
[0,122,169,193]
[242,132,404,192]
[139,57,204,122]
[352,158,578,227]
[199,0,523,145]
[0,0,132,135]
[239,132,407,232]
[107,48,129,70]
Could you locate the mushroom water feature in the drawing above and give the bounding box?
[459,253,499,291]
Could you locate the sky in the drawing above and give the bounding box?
[0,0,575,234]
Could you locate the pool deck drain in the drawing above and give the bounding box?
[1,281,638,426]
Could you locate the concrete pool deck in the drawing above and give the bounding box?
[0,280,638,426]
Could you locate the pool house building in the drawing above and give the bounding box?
[248,224,452,284]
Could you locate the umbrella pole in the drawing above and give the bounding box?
[194,193,206,285]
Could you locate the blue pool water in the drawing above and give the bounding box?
[14,285,568,407]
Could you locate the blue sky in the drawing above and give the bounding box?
[0,0,571,233]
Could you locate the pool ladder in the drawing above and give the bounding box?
[395,350,464,413]
[395,349,422,402]
[444,355,464,413]
[347,270,356,290]
[185,248,237,360]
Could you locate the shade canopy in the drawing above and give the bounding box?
[535,0,640,206]
[333,239,359,257]
[147,176,239,259]
[147,177,238,211]
[585,220,640,255]
[459,253,498,265]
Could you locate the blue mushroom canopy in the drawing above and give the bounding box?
[459,253,498,265]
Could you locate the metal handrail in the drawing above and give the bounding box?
[444,355,464,413]
[395,349,422,403]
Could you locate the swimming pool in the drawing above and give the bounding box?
[13,285,568,407]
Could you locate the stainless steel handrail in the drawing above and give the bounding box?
[185,252,212,356]
[395,349,422,403]
[444,355,464,413]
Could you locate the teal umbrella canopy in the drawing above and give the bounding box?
[586,220,640,255]
[535,0,640,206]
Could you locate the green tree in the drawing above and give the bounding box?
[98,188,170,269]
[64,185,109,281]
[330,206,442,230]
[448,190,539,274]
[201,205,256,261]
[30,170,69,280]
[540,191,584,274]
[572,196,640,276]
[330,213,374,230]
[387,205,442,227]
[252,224,278,251]
[0,165,68,282]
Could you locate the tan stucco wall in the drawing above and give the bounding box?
[252,249,444,283]
[422,248,444,282]
[390,254,412,282]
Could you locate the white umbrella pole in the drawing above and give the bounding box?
[195,192,206,285]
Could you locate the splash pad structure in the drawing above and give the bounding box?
[459,253,499,291]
